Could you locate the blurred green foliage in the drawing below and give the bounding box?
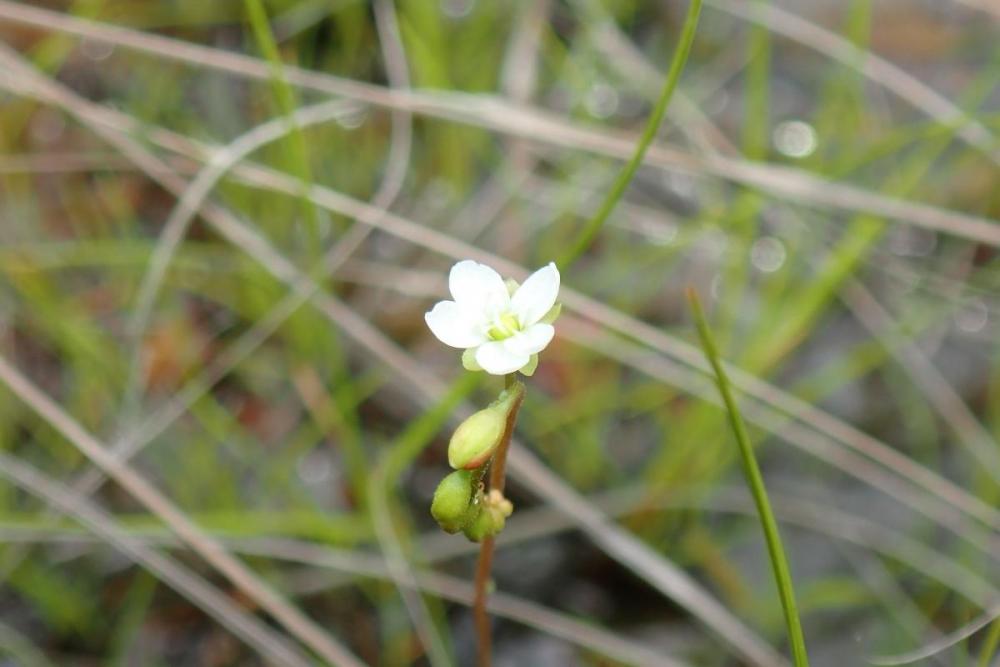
[0,0,998,665]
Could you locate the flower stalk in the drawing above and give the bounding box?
[472,372,523,667]
[424,260,555,665]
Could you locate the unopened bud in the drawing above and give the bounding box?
[462,504,498,542]
[448,382,525,470]
[430,470,476,533]
[448,410,503,470]
[461,490,514,542]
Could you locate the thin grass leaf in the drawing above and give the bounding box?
[557,0,702,269]
[687,289,810,667]
[979,618,1000,667]
[0,450,314,667]
[243,0,323,244]
[0,356,366,667]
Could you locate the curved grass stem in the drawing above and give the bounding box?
[557,0,702,270]
[687,289,810,667]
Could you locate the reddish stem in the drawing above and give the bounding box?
[472,374,523,667]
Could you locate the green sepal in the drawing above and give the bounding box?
[540,302,562,325]
[462,348,482,372]
[520,354,538,377]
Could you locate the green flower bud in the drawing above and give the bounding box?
[448,409,504,470]
[430,470,475,533]
[461,490,514,542]
[448,382,525,470]
[462,504,498,542]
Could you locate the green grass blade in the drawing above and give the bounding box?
[557,0,702,270]
[978,617,1000,667]
[243,0,322,248]
[687,288,810,667]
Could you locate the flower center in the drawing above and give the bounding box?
[487,312,521,341]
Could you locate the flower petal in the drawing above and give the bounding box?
[425,301,486,348]
[502,323,554,356]
[475,341,530,375]
[449,260,509,315]
[510,262,560,326]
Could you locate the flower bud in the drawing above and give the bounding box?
[462,504,499,542]
[448,409,504,470]
[447,382,525,470]
[461,490,514,542]
[430,470,475,533]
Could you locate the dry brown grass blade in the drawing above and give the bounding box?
[0,526,685,667]
[0,1,998,247]
[414,483,998,609]
[0,151,135,173]
[705,0,1000,166]
[368,464,452,667]
[869,602,1000,666]
[842,282,1000,482]
[0,356,365,667]
[0,451,315,667]
[560,324,1000,557]
[238,540,690,667]
[119,97,362,425]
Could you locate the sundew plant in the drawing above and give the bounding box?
[0,1,999,666]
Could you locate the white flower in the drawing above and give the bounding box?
[425,260,560,375]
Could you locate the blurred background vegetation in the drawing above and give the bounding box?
[0,0,998,665]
